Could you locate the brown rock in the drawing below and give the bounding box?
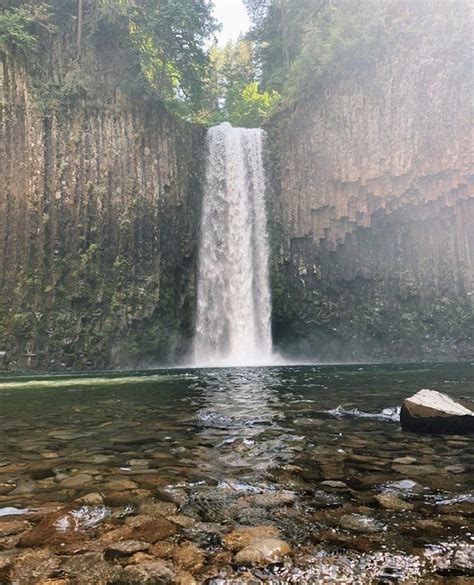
[117,560,175,584]
[76,492,104,505]
[138,500,177,518]
[234,538,291,566]
[149,541,177,559]
[132,518,177,543]
[9,550,61,584]
[61,552,121,584]
[59,474,94,489]
[223,525,280,552]
[18,510,82,547]
[0,520,30,537]
[172,542,205,572]
[98,526,133,544]
[168,514,196,528]
[105,540,150,559]
[375,493,414,511]
[105,479,139,491]
[175,571,197,585]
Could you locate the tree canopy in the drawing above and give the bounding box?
[0,0,219,118]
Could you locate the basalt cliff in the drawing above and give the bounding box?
[267,2,473,361]
[0,48,203,370]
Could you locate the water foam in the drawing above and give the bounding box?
[194,123,274,367]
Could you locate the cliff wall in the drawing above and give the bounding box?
[268,1,473,360]
[0,53,203,370]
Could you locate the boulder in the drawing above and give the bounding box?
[400,389,474,434]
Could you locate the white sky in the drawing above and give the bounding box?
[213,0,251,45]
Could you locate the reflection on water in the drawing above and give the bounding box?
[0,363,472,582]
[195,369,297,474]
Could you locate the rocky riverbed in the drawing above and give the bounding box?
[0,364,472,583]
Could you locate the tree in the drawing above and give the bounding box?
[199,38,280,127]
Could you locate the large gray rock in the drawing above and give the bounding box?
[400,389,474,434]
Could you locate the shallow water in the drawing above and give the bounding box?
[0,363,472,583]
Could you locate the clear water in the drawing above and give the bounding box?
[195,123,273,366]
[0,363,472,582]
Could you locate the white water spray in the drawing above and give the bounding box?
[194,123,273,366]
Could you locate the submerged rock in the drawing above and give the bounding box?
[233,538,291,566]
[104,540,150,559]
[375,493,414,511]
[116,560,175,584]
[400,389,474,434]
[340,514,385,534]
[223,525,280,552]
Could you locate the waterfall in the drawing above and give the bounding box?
[194,123,273,366]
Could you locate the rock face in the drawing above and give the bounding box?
[0,50,203,370]
[400,389,474,435]
[267,1,473,362]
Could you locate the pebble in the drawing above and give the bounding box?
[393,457,417,465]
[320,480,348,489]
[445,465,466,474]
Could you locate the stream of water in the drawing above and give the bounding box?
[194,123,273,367]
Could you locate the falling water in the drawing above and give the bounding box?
[194,123,273,366]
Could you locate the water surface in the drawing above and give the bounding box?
[0,363,472,582]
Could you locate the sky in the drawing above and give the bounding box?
[213,0,251,45]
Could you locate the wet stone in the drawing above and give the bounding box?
[393,456,417,465]
[224,525,280,552]
[0,519,30,537]
[375,493,414,511]
[18,510,82,547]
[105,479,139,491]
[9,550,62,584]
[59,474,94,489]
[392,464,438,476]
[132,518,177,543]
[340,514,385,534]
[320,480,348,489]
[76,492,104,505]
[138,500,177,518]
[104,540,150,559]
[116,560,175,584]
[445,464,466,474]
[313,490,344,508]
[61,552,121,585]
[172,542,205,572]
[234,538,291,567]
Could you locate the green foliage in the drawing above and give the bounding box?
[0,4,50,56]
[287,2,386,98]
[244,0,327,92]
[244,0,388,101]
[227,81,279,127]
[199,39,280,127]
[2,0,219,119]
[128,0,219,116]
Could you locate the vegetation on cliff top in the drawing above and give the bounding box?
[0,0,398,125]
[0,0,218,117]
